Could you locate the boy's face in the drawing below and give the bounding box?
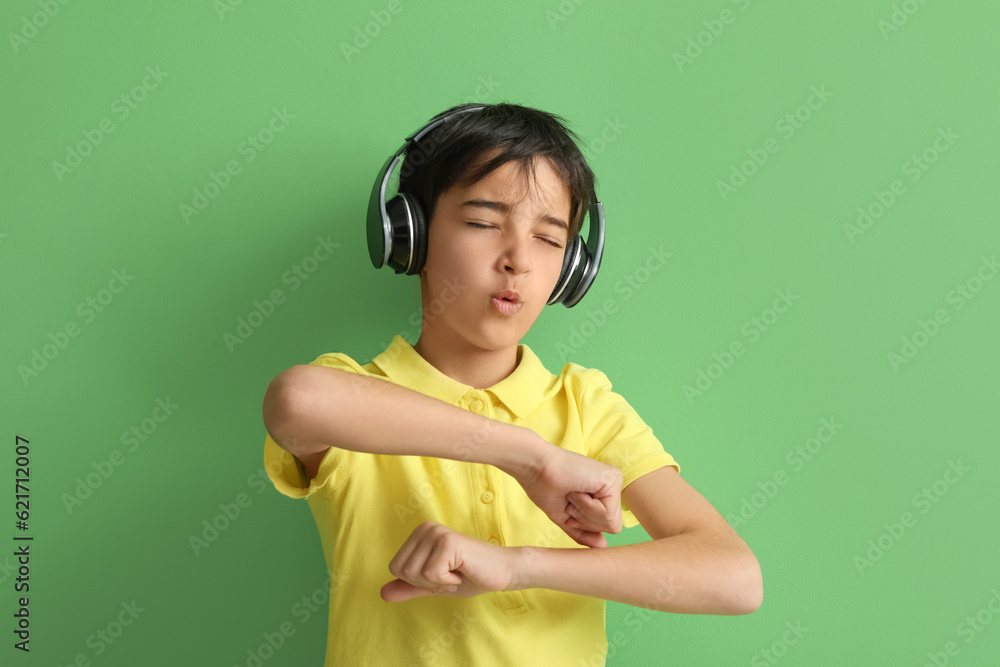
[417,154,572,352]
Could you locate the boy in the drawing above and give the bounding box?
[261,103,762,666]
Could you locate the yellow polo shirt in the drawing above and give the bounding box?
[263,334,680,666]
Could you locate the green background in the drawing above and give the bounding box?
[3,0,999,665]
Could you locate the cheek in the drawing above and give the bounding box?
[425,243,478,298]
[547,255,566,284]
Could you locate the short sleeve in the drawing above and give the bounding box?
[262,352,367,499]
[579,369,680,529]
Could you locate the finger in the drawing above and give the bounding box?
[566,504,601,534]
[425,539,463,588]
[387,539,420,578]
[566,516,601,535]
[569,492,612,520]
[574,529,608,548]
[567,493,593,515]
[394,532,445,591]
[380,579,437,603]
[567,497,618,532]
[560,521,608,549]
[567,504,601,531]
[568,491,600,509]
[583,488,621,517]
[573,490,618,513]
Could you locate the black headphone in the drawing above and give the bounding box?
[366,104,605,308]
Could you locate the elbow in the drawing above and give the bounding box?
[733,551,763,615]
[262,365,314,444]
[703,527,763,615]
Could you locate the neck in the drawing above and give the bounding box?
[413,328,520,390]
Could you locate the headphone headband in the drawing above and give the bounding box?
[367,105,487,270]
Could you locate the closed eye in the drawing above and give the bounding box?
[466,222,563,248]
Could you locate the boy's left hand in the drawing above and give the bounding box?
[380,521,518,602]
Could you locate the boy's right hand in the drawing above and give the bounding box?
[514,446,623,548]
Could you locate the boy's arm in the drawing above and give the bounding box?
[264,363,626,547]
[380,467,761,611]
[262,364,545,481]
[510,466,763,615]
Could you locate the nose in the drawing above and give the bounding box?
[499,231,532,275]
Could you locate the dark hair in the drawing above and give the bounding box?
[397,103,597,240]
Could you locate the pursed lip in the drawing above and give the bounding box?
[492,289,521,304]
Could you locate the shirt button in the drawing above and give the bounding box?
[471,400,484,411]
[481,491,494,503]
[488,537,500,545]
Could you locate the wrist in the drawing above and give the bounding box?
[490,425,549,482]
[506,545,536,592]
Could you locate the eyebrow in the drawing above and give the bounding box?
[460,199,569,233]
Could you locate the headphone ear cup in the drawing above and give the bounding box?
[406,193,428,276]
[384,194,426,275]
[550,236,581,305]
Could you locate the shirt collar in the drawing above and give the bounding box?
[371,335,552,419]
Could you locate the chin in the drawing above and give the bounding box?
[471,325,524,349]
